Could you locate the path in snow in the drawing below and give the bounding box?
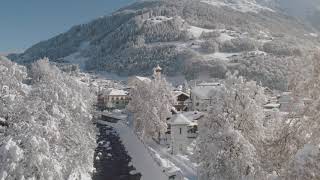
[98,120,167,180]
[148,142,198,180]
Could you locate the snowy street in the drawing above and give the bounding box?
[148,142,198,180]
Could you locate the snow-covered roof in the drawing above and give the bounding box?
[107,88,128,96]
[264,103,280,109]
[169,114,191,125]
[172,90,190,98]
[182,111,204,121]
[188,122,198,127]
[135,76,151,83]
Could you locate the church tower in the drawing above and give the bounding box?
[153,64,162,79]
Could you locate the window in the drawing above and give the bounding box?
[179,128,182,135]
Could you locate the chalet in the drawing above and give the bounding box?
[172,90,190,111]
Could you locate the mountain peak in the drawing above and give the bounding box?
[200,0,275,13]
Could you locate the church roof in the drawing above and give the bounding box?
[135,76,151,83]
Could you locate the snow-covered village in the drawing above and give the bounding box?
[2,0,320,180]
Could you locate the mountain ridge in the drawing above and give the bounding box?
[8,0,320,90]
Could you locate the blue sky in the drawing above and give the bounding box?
[0,0,134,53]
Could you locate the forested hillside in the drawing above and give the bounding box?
[9,0,320,90]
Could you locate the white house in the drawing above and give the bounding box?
[97,88,129,110]
[168,114,191,154]
[190,82,222,111]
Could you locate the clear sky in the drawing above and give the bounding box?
[0,0,134,53]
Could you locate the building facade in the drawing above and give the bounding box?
[97,88,129,110]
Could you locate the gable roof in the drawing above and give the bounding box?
[169,114,191,125]
[107,88,128,96]
[135,76,151,83]
[172,90,190,98]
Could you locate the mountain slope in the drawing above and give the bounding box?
[9,0,320,90]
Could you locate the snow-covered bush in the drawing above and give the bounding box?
[0,57,96,180]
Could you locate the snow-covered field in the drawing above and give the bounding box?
[203,52,241,61]
[146,16,173,24]
[187,26,214,38]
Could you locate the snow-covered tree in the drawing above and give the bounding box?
[197,72,268,180]
[127,67,174,140]
[197,52,320,180]
[281,52,320,179]
[0,57,96,180]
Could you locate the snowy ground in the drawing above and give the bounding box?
[147,141,198,180]
[187,26,214,38]
[146,16,173,24]
[203,52,241,61]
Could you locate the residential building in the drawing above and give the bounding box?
[172,90,190,111]
[168,114,191,154]
[98,88,129,110]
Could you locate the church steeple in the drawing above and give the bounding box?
[153,64,162,79]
